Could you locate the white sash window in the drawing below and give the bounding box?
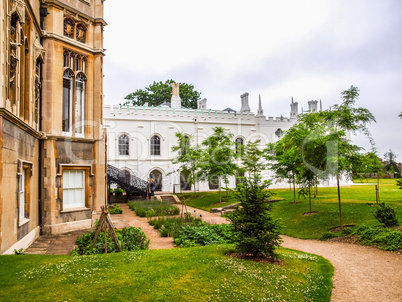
[63,170,85,209]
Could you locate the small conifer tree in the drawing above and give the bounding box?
[229,176,282,259]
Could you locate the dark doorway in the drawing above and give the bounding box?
[150,170,162,191]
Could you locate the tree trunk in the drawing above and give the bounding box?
[336,174,343,230]
[376,175,380,204]
[309,183,312,213]
[218,177,222,203]
[293,178,296,203]
[314,178,318,198]
[193,172,197,194]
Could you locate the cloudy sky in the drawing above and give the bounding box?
[103,0,402,162]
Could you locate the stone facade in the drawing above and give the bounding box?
[104,93,300,192]
[1,0,107,254]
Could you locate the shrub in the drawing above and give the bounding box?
[149,216,204,238]
[349,225,402,251]
[128,200,179,217]
[320,232,336,240]
[109,204,123,214]
[228,176,282,259]
[373,202,399,227]
[72,226,149,255]
[173,224,235,247]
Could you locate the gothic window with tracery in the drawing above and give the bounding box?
[75,73,86,135]
[63,69,74,133]
[62,49,88,136]
[76,23,86,43]
[235,137,244,154]
[64,18,75,38]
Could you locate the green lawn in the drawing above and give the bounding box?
[180,179,402,239]
[179,190,238,211]
[0,245,333,302]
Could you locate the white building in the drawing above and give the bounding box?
[103,86,320,193]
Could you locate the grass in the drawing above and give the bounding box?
[0,245,333,302]
[180,179,402,239]
[178,190,237,211]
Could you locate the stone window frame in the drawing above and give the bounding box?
[63,17,75,39]
[63,17,87,44]
[17,160,33,226]
[62,49,88,136]
[75,23,87,43]
[57,165,92,212]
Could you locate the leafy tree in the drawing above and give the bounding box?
[228,175,282,259]
[317,85,376,229]
[383,149,399,173]
[124,79,201,109]
[170,133,202,193]
[241,140,266,177]
[399,112,402,119]
[198,127,238,202]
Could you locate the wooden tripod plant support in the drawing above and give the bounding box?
[91,206,121,253]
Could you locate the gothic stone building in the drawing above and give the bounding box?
[0,0,107,254]
[103,90,320,192]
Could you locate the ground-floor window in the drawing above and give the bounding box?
[18,163,31,222]
[63,170,85,209]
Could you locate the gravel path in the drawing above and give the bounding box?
[117,203,175,249]
[119,201,402,301]
[282,236,402,302]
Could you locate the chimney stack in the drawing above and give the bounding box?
[171,83,182,109]
[290,97,298,118]
[240,92,250,113]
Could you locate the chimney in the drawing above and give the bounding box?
[308,100,318,112]
[197,98,207,109]
[290,97,298,118]
[240,92,250,113]
[171,83,181,109]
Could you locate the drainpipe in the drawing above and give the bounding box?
[38,6,49,235]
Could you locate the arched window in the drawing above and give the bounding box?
[150,135,161,155]
[182,135,190,155]
[75,73,86,135]
[62,50,87,136]
[235,137,244,154]
[150,170,162,191]
[118,134,129,156]
[62,69,74,133]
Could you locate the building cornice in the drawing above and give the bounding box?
[45,135,97,143]
[0,108,43,139]
[42,32,105,55]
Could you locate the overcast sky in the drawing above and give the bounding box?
[103,0,402,162]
